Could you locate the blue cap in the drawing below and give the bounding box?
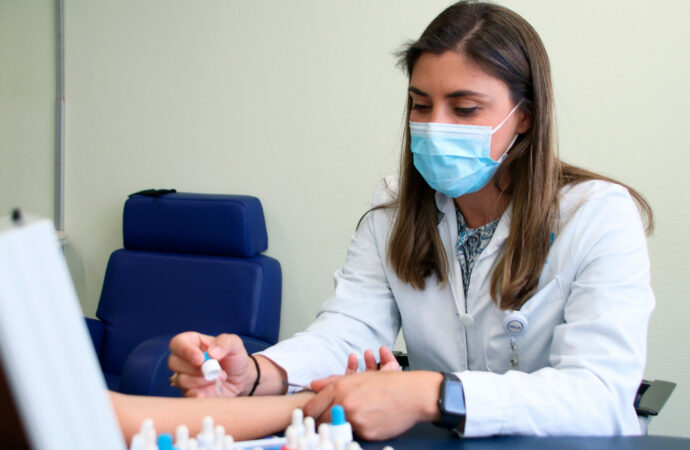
[331,404,346,426]
[157,433,173,450]
[203,351,211,361]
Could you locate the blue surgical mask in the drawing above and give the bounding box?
[410,102,522,198]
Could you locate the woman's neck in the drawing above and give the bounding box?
[453,182,511,229]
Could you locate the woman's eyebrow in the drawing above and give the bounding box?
[447,89,486,98]
[408,86,429,97]
[409,86,486,98]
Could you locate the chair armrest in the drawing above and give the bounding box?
[393,351,410,370]
[241,335,274,355]
[118,334,275,397]
[635,379,677,417]
[84,317,105,356]
[118,334,179,397]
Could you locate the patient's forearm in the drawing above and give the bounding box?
[110,391,315,443]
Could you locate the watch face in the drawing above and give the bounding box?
[444,381,466,415]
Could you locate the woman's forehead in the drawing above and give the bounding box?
[410,51,510,99]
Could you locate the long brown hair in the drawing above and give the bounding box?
[380,1,652,310]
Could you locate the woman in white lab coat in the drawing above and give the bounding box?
[168,1,654,439]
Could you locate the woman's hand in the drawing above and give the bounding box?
[168,332,255,398]
[346,346,402,374]
[303,370,443,441]
[309,346,401,392]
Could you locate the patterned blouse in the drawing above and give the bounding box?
[455,209,500,298]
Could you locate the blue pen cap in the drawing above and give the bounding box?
[157,433,173,450]
[331,404,346,425]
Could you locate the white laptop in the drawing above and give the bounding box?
[0,212,126,449]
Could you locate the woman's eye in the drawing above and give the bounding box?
[411,104,430,111]
[455,106,479,116]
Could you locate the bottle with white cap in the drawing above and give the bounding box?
[197,416,215,448]
[130,418,152,450]
[213,424,226,449]
[175,424,189,450]
[144,423,158,450]
[290,408,306,440]
[317,423,334,450]
[129,434,144,450]
[297,436,309,450]
[303,416,319,449]
[281,426,298,450]
[132,417,155,450]
[140,418,155,433]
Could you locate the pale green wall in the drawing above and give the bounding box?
[0,0,54,220]
[1,0,688,438]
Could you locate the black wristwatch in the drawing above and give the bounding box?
[435,372,466,434]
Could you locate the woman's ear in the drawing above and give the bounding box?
[516,108,532,134]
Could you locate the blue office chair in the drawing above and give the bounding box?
[86,190,281,397]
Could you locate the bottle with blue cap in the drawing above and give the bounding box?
[201,352,222,381]
[157,433,173,450]
[329,405,353,445]
[201,351,226,396]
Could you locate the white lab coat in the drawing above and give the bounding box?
[259,175,654,437]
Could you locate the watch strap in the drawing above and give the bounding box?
[435,372,466,434]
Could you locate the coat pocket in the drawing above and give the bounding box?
[484,277,565,373]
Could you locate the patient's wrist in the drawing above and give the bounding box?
[415,371,444,422]
[248,355,289,395]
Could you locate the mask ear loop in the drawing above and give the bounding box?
[491,100,524,135]
[497,134,519,163]
[492,100,524,163]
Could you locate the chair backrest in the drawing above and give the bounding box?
[96,192,281,377]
